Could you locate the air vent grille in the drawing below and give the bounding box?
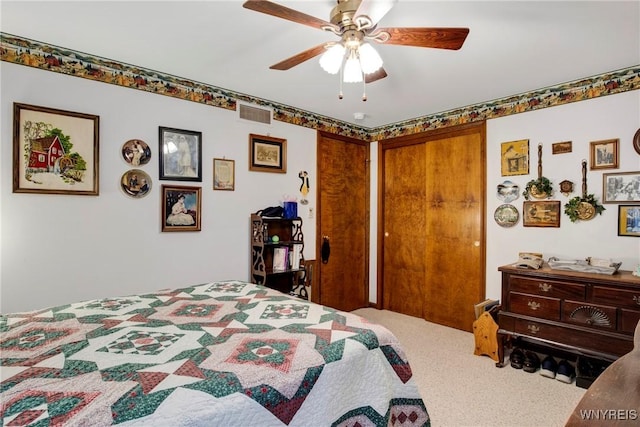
[239,104,271,124]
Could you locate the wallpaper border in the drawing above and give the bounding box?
[2,33,639,142]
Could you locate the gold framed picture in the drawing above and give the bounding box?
[523,200,561,227]
[590,139,619,170]
[161,185,202,232]
[500,139,529,176]
[213,158,235,191]
[618,205,640,237]
[249,134,286,173]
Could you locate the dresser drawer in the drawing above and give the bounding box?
[510,292,560,320]
[562,300,616,330]
[513,318,633,357]
[510,275,585,299]
[592,286,640,310]
[620,309,640,334]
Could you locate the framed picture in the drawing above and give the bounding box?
[249,133,287,173]
[13,102,99,195]
[159,127,202,181]
[603,171,640,203]
[161,185,202,232]
[500,139,529,176]
[618,205,640,237]
[523,200,561,227]
[552,141,572,155]
[590,138,619,170]
[213,158,235,190]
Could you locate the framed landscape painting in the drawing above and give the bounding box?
[13,103,99,195]
[249,134,287,173]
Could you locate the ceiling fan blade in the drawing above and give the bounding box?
[354,0,397,29]
[377,27,470,50]
[243,0,334,31]
[270,43,328,70]
[365,67,388,84]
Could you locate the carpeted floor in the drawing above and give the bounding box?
[352,308,586,427]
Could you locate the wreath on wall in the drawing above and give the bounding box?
[564,160,605,223]
[523,176,553,200]
[564,193,605,223]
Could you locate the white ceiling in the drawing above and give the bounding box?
[2,1,639,128]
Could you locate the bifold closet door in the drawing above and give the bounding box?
[381,123,485,332]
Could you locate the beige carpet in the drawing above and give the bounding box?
[352,308,586,427]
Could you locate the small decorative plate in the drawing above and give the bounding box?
[494,204,519,227]
[633,128,640,155]
[122,139,151,166]
[496,180,520,203]
[121,169,152,198]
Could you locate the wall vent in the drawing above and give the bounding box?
[239,104,271,124]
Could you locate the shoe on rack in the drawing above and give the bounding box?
[510,348,525,369]
[523,351,541,373]
[540,355,558,379]
[556,360,576,384]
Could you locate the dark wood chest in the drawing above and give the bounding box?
[497,263,640,364]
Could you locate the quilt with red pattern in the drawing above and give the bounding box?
[1,281,429,426]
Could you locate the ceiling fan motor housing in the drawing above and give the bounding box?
[330,0,362,30]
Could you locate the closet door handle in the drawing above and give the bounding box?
[321,236,331,264]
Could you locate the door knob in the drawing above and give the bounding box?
[321,236,331,264]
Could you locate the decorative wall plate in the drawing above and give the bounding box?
[497,180,520,203]
[121,169,152,198]
[494,204,519,227]
[122,139,151,166]
[634,128,640,155]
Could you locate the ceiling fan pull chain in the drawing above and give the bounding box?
[339,65,344,99]
[362,76,367,102]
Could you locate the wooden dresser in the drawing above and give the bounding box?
[496,263,640,367]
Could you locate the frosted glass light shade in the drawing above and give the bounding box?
[343,54,363,83]
[319,44,346,74]
[359,43,383,74]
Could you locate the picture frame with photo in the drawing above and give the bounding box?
[13,102,99,195]
[523,200,561,227]
[161,185,202,232]
[249,134,287,173]
[590,138,619,170]
[213,158,235,190]
[159,127,202,181]
[500,139,529,176]
[618,205,640,237]
[603,171,640,203]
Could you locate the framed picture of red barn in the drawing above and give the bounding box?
[13,103,99,195]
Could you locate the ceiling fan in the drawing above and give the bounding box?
[243,0,469,98]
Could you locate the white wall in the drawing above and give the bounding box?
[2,62,639,313]
[486,91,640,299]
[1,63,317,312]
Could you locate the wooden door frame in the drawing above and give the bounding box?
[314,130,371,307]
[375,121,487,308]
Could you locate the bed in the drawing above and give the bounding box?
[1,281,429,426]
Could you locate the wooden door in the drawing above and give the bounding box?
[315,131,369,312]
[380,122,485,331]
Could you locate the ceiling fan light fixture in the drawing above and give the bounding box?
[358,43,383,74]
[319,43,346,74]
[343,51,363,83]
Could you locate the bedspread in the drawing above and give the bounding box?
[1,281,428,426]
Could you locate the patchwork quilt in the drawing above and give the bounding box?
[1,281,429,426]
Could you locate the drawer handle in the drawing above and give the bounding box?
[528,301,541,310]
[527,324,540,334]
[634,296,640,306]
[538,282,552,292]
